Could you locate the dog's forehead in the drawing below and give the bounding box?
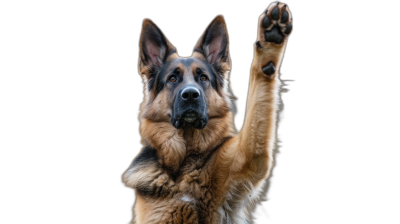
[167,57,211,74]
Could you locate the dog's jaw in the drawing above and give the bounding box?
[171,109,208,129]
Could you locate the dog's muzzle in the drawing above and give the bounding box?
[171,86,208,129]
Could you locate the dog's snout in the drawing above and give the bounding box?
[181,87,200,102]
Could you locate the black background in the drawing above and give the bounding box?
[58,1,358,224]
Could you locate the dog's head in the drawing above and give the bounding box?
[138,16,233,130]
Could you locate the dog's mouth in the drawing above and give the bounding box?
[182,111,199,123]
[172,109,208,129]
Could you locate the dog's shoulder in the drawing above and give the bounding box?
[131,145,158,168]
[123,146,176,197]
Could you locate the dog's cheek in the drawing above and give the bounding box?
[143,90,173,121]
[206,89,231,118]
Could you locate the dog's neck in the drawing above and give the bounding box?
[140,112,236,172]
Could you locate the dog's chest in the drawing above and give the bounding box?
[129,147,217,199]
[173,154,215,202]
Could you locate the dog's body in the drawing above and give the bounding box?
[123,2,292,223]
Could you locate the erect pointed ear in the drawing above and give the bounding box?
[139,19,176,78]
[193,15,231,72]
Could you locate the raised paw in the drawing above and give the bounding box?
[258,2,293,45]
[254,2,293,78]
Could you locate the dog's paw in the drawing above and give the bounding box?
[259,2,293,45]
[255,2,293,78]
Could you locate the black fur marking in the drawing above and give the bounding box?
[131,146,158,168]
[206,60,225,90]
[156,80,165,94]
[262,62,275,76]
[147,78,155,92]
[130,146,167,197]
[271,7,279,20]
[147,65,158,91]
[136,184,169,198]
[155,58,175,94]
[281,11,289,23]
[136,184,167,198]
[262,16,270,28]
[193,48,203,54]
[284,23,292,34]
[169,49,177,55]
[264,26,283,44]
[256,41,262,50]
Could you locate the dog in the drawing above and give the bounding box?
[122,2,292,223]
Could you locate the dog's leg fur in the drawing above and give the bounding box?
[216,2,292,211]
[240,1,292,176]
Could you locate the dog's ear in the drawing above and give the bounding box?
[139,19,176,80]
[193,15,231,76]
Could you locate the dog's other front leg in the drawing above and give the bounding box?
[236,2,293,181]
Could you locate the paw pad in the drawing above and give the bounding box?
[265,26,283,44]
[271,7,279,20]
[262,62,275,76]
[281,11,289,23]
[259,2,293,45]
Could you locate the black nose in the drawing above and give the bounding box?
[181,87,200,102]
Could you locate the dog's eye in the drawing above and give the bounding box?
[200,75,208,82]
[169,75,177,82]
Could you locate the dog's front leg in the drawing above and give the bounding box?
[235,2,293,181]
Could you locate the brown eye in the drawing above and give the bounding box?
[200,75,208,82]
[169,75,177,82]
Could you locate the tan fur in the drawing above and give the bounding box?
[123,2,292,223]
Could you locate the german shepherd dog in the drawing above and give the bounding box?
[123,2,292,223]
